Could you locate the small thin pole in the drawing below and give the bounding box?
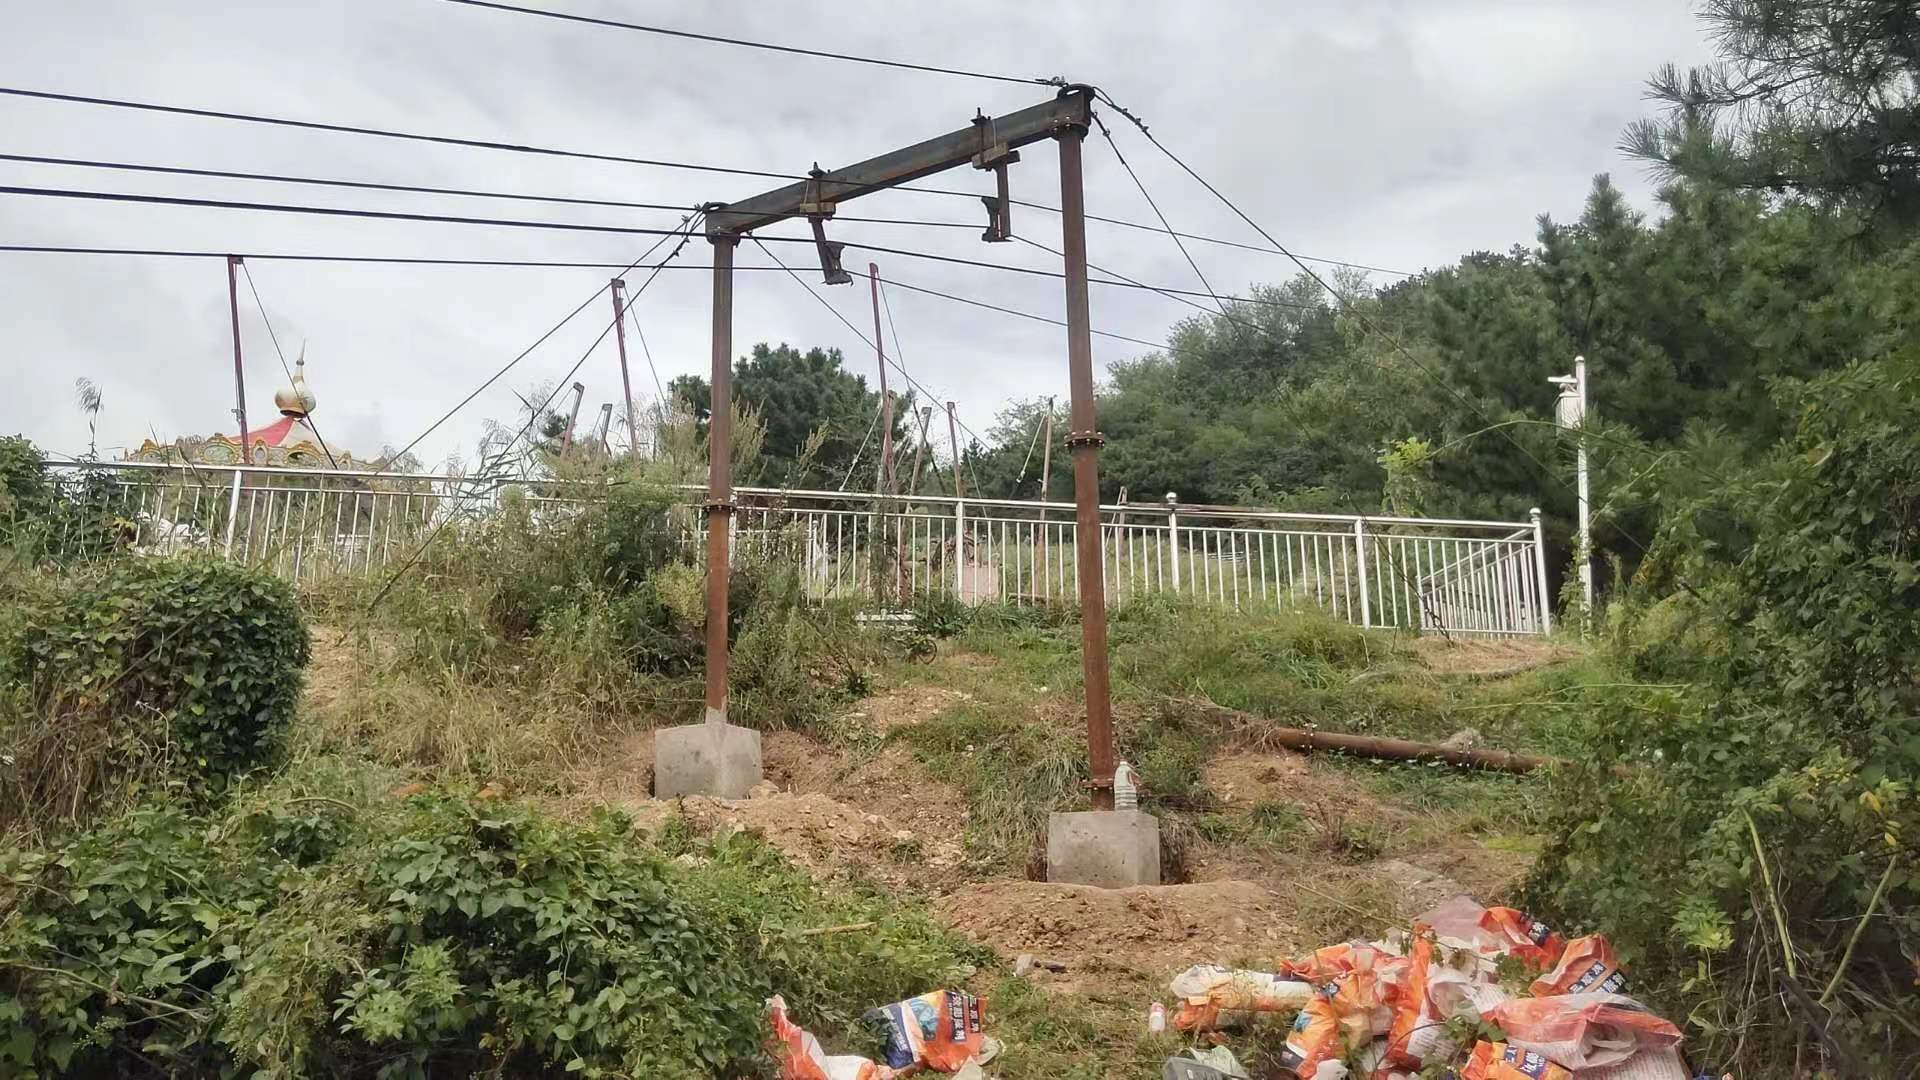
[1574,355,1593,632]
[1036,395,1054,591]
[946,401,964,499]
[610,278,641,456]
[868,264,895,494]
[226,256,251,463]
[559,382,586,453]
[906,406,932,496]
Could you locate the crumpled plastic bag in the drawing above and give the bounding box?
[1528,934,1626,997]
[1576,1046,1691,1080]
[1460,1040,1573,1080]
[769,996,892,1080]
[861,989,987,1071]
[1415,896,1566,972]
[1483,993,1683,1070]
[1168,965,1316,1031]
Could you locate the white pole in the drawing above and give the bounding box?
[1353,518,1371,628]
[1530,507,1552,635]
[1574,355,1593,633]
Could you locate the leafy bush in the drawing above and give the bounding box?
[1526,355,1920,1076]
[0,772,977,1078]
[2,557,308,833]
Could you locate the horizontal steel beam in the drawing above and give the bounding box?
[706,89,1093,237]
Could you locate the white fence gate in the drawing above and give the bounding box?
[35,462,1553,636]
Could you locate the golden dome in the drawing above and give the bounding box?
[274,355,317,417]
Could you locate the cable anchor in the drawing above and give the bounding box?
[803,166,850,284]
[971,111,1020,243]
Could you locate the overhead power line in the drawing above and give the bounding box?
[237,261,339,468]
[0,184,1314,308]
[876,275,1164,350]
[0,153,1008,232]
[0,86,793,181]
[0,241,1172,350]
[439,0,1048,86]
[747,237,992,451]
[0,87,1412,276]
[366,219,701,613]
[386,213,702,464]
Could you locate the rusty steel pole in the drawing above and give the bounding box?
[225,256,251,463]
[868,264,895,494]
[559,381,586,453]
[1057,123,1117,810]
[609,278,641,456]
[703,237,738,725]
[906,406,932,495]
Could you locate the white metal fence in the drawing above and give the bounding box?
[34,462,1552,635]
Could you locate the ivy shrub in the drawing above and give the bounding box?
[4,556,308,829]
[1525,354,1920,1076]
[0,771,978,1078]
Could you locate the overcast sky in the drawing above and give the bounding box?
[0,0,1713,468]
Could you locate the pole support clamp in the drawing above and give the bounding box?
[1065,430,1106,449]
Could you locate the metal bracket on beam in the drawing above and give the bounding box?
[704,89,1091,238]
[702,500,736,516]
[1065,430,1106,449]
[803,169,851,285]
[971,111,1021,242]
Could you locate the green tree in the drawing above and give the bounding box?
[669,343,910,490]
[1626,0,1920,231]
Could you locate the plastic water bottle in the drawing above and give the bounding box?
[1147,1001,1166,1034]
[1114,760,1139,811]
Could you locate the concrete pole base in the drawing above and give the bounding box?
[653,720,762,799]
[1045,809,1161,888]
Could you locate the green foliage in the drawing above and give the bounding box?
[1527,354,1920,1075]
[0,775,976,1078]
[1626,0,1920,230]
[669,343,912,491]
[0,435,50,530]
[3,556,308,832]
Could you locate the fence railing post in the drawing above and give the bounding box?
[953,496,966,597]
[1530,507,1553,635]
[222,467,242,556]
[1354,518,1371,628]
[1165,491,1180,592]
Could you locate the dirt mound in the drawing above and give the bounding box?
[934,879,1299,982]
[628,788,966,892]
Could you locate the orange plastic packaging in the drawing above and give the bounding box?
[1483,994,1682,1070]
[1279,968,1396,1079]
[768,996,890,1080]
[1278,993,1345,1079]
[1480,907,1566,970]
[1529,934,1625,997]
[1461,1040,1573,1080]
[1384,935,1437,1068]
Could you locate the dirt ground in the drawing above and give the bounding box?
[417,663,1539,993]
[935,879,1299,986]
[1410,635,1580,676]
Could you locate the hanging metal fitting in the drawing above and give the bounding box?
[1065,430,1106,449]
[971,111,1020,242]
[803,167,851,284]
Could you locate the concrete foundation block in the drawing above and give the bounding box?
[653,720,762,799]
[1046,809,1161,888]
